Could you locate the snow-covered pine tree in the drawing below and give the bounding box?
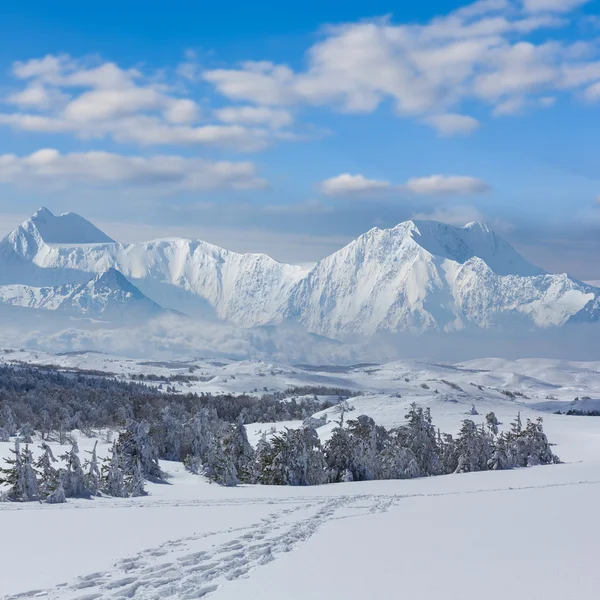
[343,415,387,481]
[83,441,101,496]
[45,479,67,504]
[521,417,560,466]
[324,421,354,483]
[102,442,127,498]
[116,420,163,481]
[265,426,327,486]
[0,441,39,502]
[60,443,91,498]
[158,406,185,461]
[252,436,276,485]
[486,412,500,436]
[398,404,440,476]
[127,457,147,497]
[453,420,490,474]
[0,405,18,437]
[36,442,60,498]
[220,422,255,484]
[488,433,509,470]
[505,413,528,467]
[379,430,421,479]
[437,429,458,474]
[18,423,35,443]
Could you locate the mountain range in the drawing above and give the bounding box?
[0,207,598,334]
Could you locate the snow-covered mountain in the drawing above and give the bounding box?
[56,268,166,322]
[283,220,599,335]
[0,265,165,323]
[0,208,598,334]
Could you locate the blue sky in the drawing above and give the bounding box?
[1,0,600,277]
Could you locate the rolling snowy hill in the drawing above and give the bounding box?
[0,208,598,334]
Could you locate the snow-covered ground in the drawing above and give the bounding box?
[2,351,600,599]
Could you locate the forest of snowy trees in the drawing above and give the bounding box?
[0,364,560,502]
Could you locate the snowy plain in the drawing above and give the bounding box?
[1,350,600,599]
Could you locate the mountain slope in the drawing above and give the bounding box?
[282,221,597,335]
[0,267,166,322]
[0,210,598,334]
[56,268,166,322]
[0,209,309,320]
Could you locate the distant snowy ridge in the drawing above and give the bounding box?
[0,208,598,334]
[0,265,166,323]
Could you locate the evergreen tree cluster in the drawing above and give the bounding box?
[250,404,560,487]
[0,421,164,502]
[0,364,355,440]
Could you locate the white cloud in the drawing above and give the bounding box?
[423,113,481,135]
[0,149,268,192]
[412,204,487,224]
[320,172,490,197]
[214,106,293,129]
[203,1,600,124]
[320,173,392,197]
[493,96,525,115]
[0,55,274,152]
[404,175,490,195]
[411,204,513,232]
[6,83,69,110]
[522,0,590,13]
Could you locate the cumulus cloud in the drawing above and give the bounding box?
[0,55,277,152]
[404,175,490,195]
[423,113,481,135]
[412,204,513,232]
[320,173,490,198]
[0,149,268,192]
[214,105,293,129]
[522,0,590,13]
[320,173,392,197]
[202,0,598,126]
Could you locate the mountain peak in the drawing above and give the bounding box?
[22,207,115,245]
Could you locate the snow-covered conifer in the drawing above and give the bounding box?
[0,441,39,502]
[397,404,439,476]
[102,442,127,498]
[60,443,91,498]
[36,442,60,498]
[84,441,101,496]
[116,420,163,481]
[45,479,66,504]
[0,405,17,437]
[127,457,147,497]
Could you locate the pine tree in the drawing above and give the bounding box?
[521,417,560,466]
[46,479,67,504]
[221,422,255,484]
[36,442,60,498]
[84,441,101,496]
[127,457,147,497]
[102,442,127,498]
[398,404,439,476]
[116,420,163,481]
[344,415,387,481]
[324,422,354,482]
[488,433,509,470]
[379,431,420,479]
[486,412,500,436]
[60,444,91,498]
[0,441,39,502]
[454,420,492,474]
[0,405,17,437]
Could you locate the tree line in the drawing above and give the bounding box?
[1,402,559,502]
